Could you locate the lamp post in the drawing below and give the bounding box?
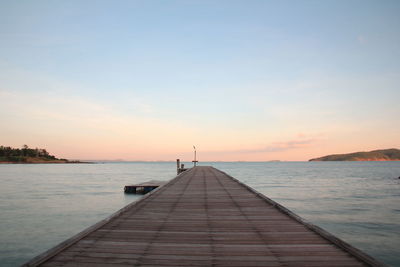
[192,145,198,167]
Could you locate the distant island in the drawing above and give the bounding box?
[0,145,85,164]
[309,148,400,161]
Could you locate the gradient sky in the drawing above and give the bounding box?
[1,0,399,161]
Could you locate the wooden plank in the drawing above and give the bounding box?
[23,166,385,266]
[216,168,386,267]
[22,169,189,266]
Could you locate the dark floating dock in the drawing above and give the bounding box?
[24,166,384,266]
[124,180,167,194]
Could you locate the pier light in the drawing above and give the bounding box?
[192,145,198,166]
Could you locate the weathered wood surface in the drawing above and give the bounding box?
[25,166,384,266]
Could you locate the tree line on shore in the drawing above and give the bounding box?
[0,145,66,162]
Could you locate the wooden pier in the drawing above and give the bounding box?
[24,166,384,266]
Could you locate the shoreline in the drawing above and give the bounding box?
[310,159,400,162]
[0,161,93,164]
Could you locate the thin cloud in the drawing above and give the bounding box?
[234,138,316,154]
[205,137,319,155]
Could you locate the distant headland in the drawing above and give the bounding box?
[0,145,86,164]
[309,148,400,161]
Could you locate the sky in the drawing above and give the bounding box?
[0,0,399,161]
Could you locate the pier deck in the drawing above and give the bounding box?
[25,166,382,266]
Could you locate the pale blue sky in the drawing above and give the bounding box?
[1,1,399,160]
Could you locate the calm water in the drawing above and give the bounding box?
[0,162,399,266]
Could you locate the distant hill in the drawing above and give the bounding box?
[309,149,400,161]
[0,145,83,163]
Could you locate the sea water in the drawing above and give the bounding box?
[0,162,399,266]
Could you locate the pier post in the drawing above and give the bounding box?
[176,159,180,174]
